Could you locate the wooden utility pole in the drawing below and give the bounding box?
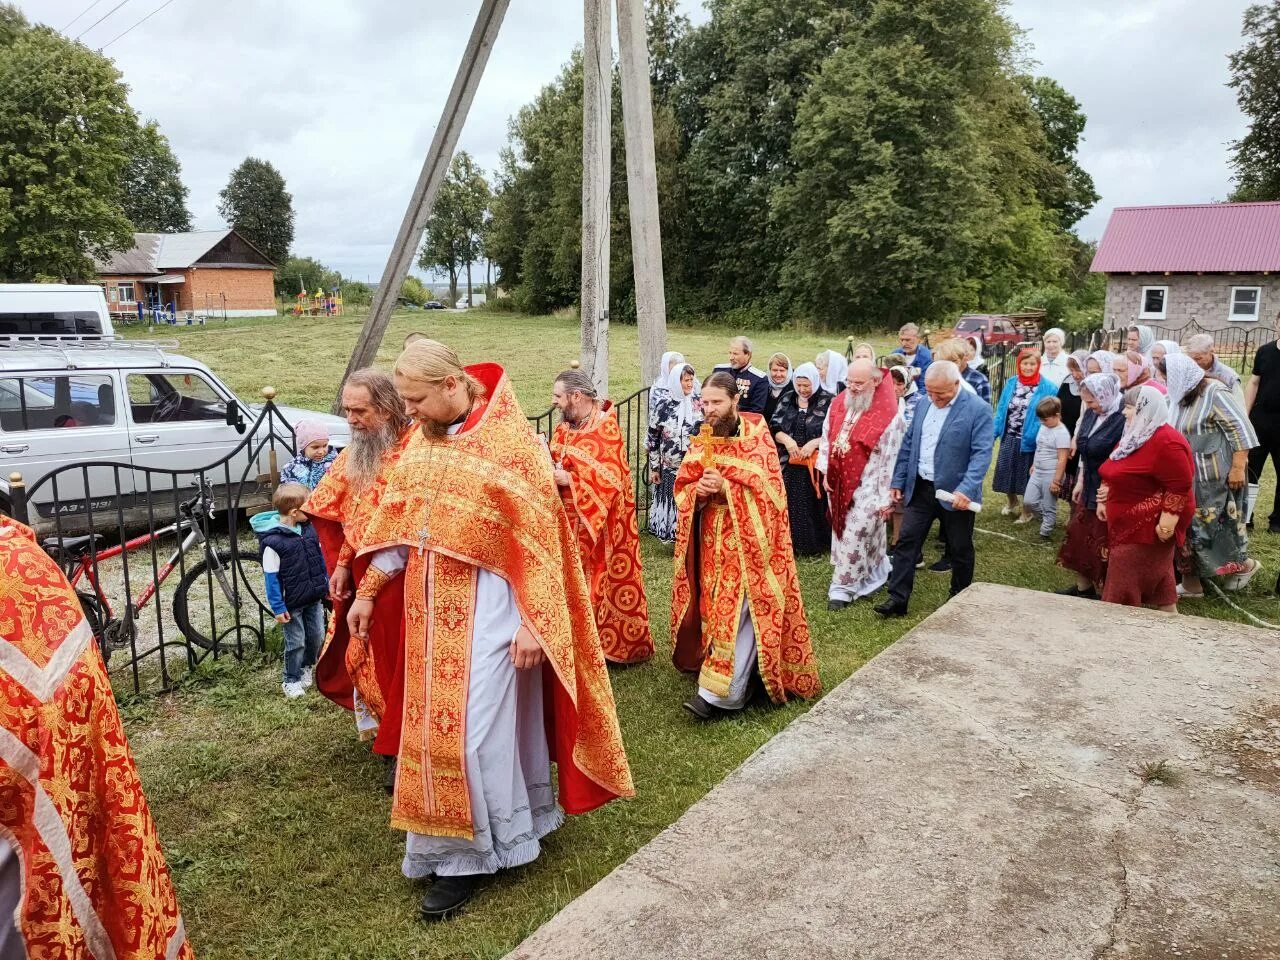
[333,0,511,412]
[580,0,612,397]
[616,0,668,389]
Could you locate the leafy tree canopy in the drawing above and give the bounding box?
[217,156,294,265]
[121,120,193,232]
[1229,2,1280,201]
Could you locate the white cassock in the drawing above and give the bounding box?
[818,407,907,603]
[366,421,563,878]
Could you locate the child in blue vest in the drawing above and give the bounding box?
[251,483,329,698]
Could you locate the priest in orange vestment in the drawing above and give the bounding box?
[0,516,194,959]
[549,369,654,664]
[305,370,412,775]
[671,371,821,720]
[346,340,635,920]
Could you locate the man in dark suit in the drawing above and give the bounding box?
[713,336,769,415]
[876,360,994,618]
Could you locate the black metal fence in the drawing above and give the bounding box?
[7,400,299,696]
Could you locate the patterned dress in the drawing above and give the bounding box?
[994,383,1035,495]
[646,390,701,543]
[1172,380,1258,578]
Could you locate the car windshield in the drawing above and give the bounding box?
[956,318,983,331]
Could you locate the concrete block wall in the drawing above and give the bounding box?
[1103,273,1278,333]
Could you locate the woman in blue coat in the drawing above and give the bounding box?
[993,348,1058,515]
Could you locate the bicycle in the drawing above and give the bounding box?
[39,481,266,661]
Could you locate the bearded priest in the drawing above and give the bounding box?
[345,339,635,920]
[305,369,412,789]
[549,369,654,664]
[0,516,194,958]
[671,370,821,720]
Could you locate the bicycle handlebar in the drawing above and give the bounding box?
[178,481,217,521]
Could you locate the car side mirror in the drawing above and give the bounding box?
[226,402,246,434]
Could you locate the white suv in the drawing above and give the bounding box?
[0,338,348,532]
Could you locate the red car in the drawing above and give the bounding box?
[948,315,1023,347]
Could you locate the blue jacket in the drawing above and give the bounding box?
[892,387,995,510]
[251,511,329,615]
[280,448,337,490]
[993,377,1059,453]
[714,363,770,416]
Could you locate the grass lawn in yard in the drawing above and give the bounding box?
[120,309,1280,959]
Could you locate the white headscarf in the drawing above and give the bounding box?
[653,351,684,393]
[1043,327,1066,352]
[1162,353,1205,409]
[1153,339,1181,359]
[967,334,985,370]
[793,362,822,397]
[664,362,699,428]
[766,352,793,395]
[1088,350,1116,375]
[1110,385,1170,460]
[1065,349,1091,396]
[816,350,847,394]
[1131,324,1156,357]
[1081,372,1123,418]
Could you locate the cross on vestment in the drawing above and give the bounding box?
[416,522,431,556]
[691,422,728,470]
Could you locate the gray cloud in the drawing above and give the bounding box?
[18,0,1254,277]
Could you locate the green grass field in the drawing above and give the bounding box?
[121,308,1280,959]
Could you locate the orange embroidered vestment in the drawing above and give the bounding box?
[306,436,409,755]
[356,363,634,840]
[0,517,194,959]
[671,413,820,703]
[550,402,654,664]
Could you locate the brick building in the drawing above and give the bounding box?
[1091,202,1280,333]
[94,229,276,319]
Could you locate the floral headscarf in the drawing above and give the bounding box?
[1131,324,1156,356]
[1081,372,1123,418]
[1088,350,1116,375]
[1065,349,1091,396]
[1162,353,1205,409]
[1110,384,1170,460]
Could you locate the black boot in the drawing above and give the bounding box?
[383,756,397,796]
[420,874,481,921]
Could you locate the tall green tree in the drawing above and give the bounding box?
[217,157,294,265]
[275,255,341,299]
[0,7,136,280]
[1229,2,1280,201]
[646,0,690,102]
[1023,76,1099,229]
[121,120,192,232]
[419,151,492,306]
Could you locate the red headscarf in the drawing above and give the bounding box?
[1016,348,1042,387]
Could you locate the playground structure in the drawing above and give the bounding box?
[293,287,344,317]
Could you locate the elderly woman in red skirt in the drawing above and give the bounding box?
[1096,385,1196,611]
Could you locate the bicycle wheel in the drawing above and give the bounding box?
[172,548,267,652]
[77,592,110,665]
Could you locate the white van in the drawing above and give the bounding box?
[0,284,115,338]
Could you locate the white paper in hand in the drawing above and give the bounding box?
[935,489,982,513]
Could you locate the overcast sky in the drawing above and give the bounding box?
[18,0,1257,281]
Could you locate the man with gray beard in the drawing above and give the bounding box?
[818,359,908,610]
[305,370,411,785]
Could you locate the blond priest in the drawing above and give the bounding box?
[550,368,654,664]
[0,516,193,958]
[346,340,634,920]
[671,370,821,719]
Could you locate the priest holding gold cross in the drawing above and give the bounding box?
[671,370,821,720]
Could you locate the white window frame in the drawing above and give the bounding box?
[1139,285,1168,321]
[1228,285,1262,323]
[115,282,136,304]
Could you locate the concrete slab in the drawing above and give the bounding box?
[506,584,1280,960]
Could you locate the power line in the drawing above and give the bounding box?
[99,0,181,51]
[62,0,109,32]
[74,0,131,41]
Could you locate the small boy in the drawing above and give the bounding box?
[251,483,330,698]
[281,420,337,490]
[1018,397,1072,539]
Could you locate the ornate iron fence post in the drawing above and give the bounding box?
[262,386,280,489]
[7,472,28,524]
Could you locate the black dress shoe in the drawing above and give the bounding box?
[1269,522,1280,535]
[383,756,397,796]
[873,600,907,618]
[827,599,849,611]
[420,874,480,921]
[929,558,952,573]
[1055,584,1098,599]
[682,696,731,721]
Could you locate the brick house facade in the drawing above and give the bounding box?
[94,230,276,319]
[1092,202,1280,334]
